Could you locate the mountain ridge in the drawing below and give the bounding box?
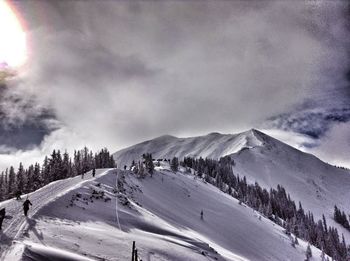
[113,128,322,166]
[113,128,350,241]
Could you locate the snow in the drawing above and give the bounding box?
[1,167,325,260]
[113,128,350,241]
[18,241,95,261]
[114,129,263,166]
[0,169,110,259]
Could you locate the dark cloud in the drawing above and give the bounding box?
[0,83,57,151]
[265,107,350,139]
[0,120,52,152]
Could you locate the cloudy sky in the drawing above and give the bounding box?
[0,0,349,168]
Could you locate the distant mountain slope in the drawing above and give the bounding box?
[113,129,350,239]
[3,168,323,261]
[113,130,263,166]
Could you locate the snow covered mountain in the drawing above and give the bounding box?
[0,167,324,261]
[113,130,264,166]
[0,129,348,260]
[113,129,350,239]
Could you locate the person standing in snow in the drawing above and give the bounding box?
[200,210,204,220]
[16,191,22,200]
[23,198,32,217]
[0,208,5,230]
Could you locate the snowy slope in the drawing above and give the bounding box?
[0,169,110,260]
[113,129,350,239]
[114,131,263,167]
[1,167,323,261]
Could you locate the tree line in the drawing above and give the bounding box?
[0,147,115,201]
[334,205,350,231]
[181,156,349,260]
[129,153,155,178]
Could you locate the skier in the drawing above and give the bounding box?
[92,168,96,177]
[16,190,22,200]
[23,198,32,217]
[0,208,5,230]
[200,210,204,220]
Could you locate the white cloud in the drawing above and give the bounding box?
[262,129,315,150]
[263,126,350,169]
[0,126,89,170]
[306,122,350,168]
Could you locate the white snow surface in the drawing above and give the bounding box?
[0,169,109,260]
[0,167,324,260]
[113,129,350,240]
[114,130,263,167]
[113,131,262,165]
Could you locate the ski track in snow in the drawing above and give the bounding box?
[115,170,121,231]
[0,169,112,260]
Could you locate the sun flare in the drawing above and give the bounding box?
[0,0,27,69]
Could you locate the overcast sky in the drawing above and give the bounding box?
[1,0,349,168]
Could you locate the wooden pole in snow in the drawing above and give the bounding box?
[132,241,135,261]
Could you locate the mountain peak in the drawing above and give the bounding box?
[114,129,273,165]
[206,132,222,136]
[154,134,178,140]
[239,128,265,148]
[246,128,263,136]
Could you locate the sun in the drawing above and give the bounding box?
[0,0,27,69]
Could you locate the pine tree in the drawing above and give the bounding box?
[25,165,34,193]
[170,157,179,172]
[42,156,50,184]
[138,161,145,178]
[74,150,82,176]
[334,205,341,223]
[62,151,71,178]
[16,162,25,193]
[0,172,4,200]
[53,150,63,181]
[143,153,154,177]
[82,147,91,174]
[322,214,327,233]
[8,166,15,196]
[32,163,41,190]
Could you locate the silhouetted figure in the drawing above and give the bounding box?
[124,165,127,170]
[92,168,96,177]
[23,199,32,217]
[16,191,22,200]
[200,210,204,220]
[0,208,5,230]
